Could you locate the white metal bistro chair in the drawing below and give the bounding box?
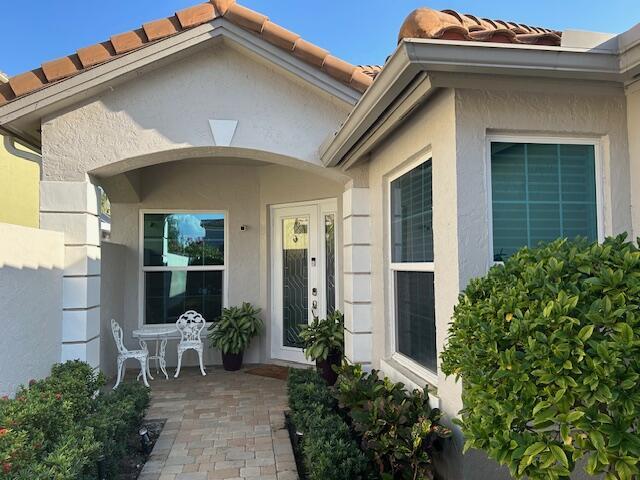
[111,319,150,389]
[174,310,207,378]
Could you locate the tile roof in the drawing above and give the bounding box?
[0,0,377,106]
[399,7,562,46]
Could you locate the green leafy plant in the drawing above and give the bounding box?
[208,302,263,354]
[441,235,640,480]
[299,311,344,361]
[334,365,450,480]
[0,361,150,479]
[287,368,368,480]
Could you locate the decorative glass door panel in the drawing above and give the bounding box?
[271,200,338,363]
[282,217,309,348]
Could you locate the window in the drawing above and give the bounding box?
[141,212,225,324]
[389,158,437,375]
[491,142,598,261]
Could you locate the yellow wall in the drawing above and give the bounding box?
[0,135,40,228]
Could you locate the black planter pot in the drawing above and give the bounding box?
[316,349,342,385]
[222,351,244,371]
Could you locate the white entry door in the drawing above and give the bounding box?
[271,199,338,363]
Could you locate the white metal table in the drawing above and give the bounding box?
[132,326,178,380]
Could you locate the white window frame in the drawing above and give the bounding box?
[485,134,607,268]
[386,153,438,386]
[137,209,229,328]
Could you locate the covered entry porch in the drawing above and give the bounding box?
[89,149,366,378]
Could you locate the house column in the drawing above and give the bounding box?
[40,181,101,368]
[342,185,372,367]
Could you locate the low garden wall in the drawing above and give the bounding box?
[0,222,64,397]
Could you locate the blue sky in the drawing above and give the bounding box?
[1,0,638,76]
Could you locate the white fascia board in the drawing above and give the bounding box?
[0,18,360,129]
[321,39,623,168]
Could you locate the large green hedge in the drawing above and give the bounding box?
[0,361,150,479]
[442,235,640,480]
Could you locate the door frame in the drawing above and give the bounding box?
[270,198,339,363]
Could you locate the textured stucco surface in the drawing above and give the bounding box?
[363,81,632,479]
[40,43,352,181]
[627,82,640,239]
[103,159,343,369]
[100,241,125,379]
[366,90,465,479]
[0,223,64,396]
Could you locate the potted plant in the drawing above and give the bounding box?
[299,311,344,385]
[208,302,263,371]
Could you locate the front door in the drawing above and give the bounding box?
[271,199,338,363]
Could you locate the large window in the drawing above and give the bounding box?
[389,158,437,376]
[491,142,598,261]
[141,212,225,324]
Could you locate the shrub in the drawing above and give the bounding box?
[334,365,450,480]
[208,302,263,354]
[0,361,150,479]
[287,368,368,480]
[299,311,344,361]
[441,235,640,480]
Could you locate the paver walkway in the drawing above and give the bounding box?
[137,366,298,480]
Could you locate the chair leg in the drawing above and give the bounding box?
[175,349,183,378]
[114,357,124,390]
[197,347,206,376]
[146,356,154,381]
[139,357,150,388]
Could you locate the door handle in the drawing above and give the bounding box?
[312,287,317,296]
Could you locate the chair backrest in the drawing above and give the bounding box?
[111,319,128,355]
[176,310,206,343]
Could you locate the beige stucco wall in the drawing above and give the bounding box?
[0,222,64,396]
[40,43,352,181]
[364,81,631,479]
[627,80,640,238]
[103,159,344,369]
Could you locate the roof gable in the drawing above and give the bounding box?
[0,0,376,107]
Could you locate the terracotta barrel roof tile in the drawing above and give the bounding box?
[110,29,148,54]
[176,3,216,29]
[292,39,329,67]
[9,69,48,97]
[210,0,236,16]
[41,55,83,82]
[350,69,373,92]
[322,55,356,84]
[0,82,16,104]
[399,6,561,46]
[77,41,117,68]
[143,16,181,42]
[261,21,300,51]
[225,4,267,33]
[0,0,379,106]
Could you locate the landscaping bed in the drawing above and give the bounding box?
[0,361,152,479]
[286,366,450,480]
[115,419,164,480]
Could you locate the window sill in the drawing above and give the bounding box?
[380,357,440,408]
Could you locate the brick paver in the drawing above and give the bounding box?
[136,366,298,480]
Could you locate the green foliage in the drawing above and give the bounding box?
[208,302,263,354]
[299,311,344,361]
[334,365,450,480]
[0,361,150,479]
[287,368,368,480]
[441,235,640,480]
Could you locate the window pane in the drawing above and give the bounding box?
[325,214,336,315]
[144,271,223,324]
[396,271,437,373]
[143,213,224,266]
[282,217,309,348]
[491,143,597,261]
[391,160,433,263]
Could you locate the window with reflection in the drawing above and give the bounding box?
[142,213,225,324]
